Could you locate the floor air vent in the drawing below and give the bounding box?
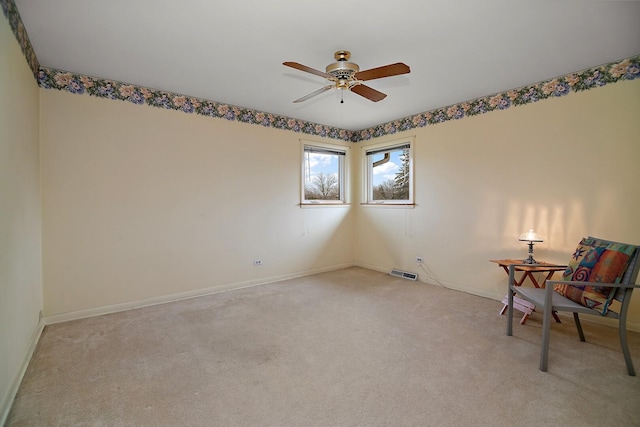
[390,269,418,281]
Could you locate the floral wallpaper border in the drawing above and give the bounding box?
[1,0,39,77]
[359,56,639,141]
[37,67,353,141]
[4,0,639,143]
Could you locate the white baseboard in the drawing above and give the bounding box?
[7,259,637,427]
[355,261,501,298]
[43,263,355,326]
[2,263,355,424]
[354,262,640,333]
[553,310,640,333]
[1,318,45,427]
[353,262,389,275]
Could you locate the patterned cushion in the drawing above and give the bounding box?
[553,237,636,315]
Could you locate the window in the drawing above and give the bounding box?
[301,142,347,204]
[364,138,413,205]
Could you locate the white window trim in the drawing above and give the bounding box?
[300,140,349,206]
[362,136,414,206]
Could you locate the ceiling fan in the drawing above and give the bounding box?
[283,50,410,104]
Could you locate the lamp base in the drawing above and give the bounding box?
[523,241,538,264]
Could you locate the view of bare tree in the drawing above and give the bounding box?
[305,172,339,200]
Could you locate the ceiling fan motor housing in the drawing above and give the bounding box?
[326,50,359,86]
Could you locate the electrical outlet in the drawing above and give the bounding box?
[253,259,263,266]
[416,256,424,263]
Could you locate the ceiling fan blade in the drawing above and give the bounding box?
[351,84,387,102]
[354,62,410,81]
[283,62,333,79]
[293,84,334,103]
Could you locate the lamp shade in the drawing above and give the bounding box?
[519,229,543,242]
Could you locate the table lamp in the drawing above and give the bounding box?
[519,229,543,264]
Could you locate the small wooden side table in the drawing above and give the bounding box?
[491,259,566,325]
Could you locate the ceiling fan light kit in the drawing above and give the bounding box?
[283,50,410,104]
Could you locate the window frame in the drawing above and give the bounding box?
[300,140,349,206]
[362,137,414,206]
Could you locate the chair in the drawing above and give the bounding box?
[506,237,640,375]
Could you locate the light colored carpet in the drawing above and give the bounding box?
[7,267,640,426]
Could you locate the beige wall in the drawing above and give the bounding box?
[355,79,640,329]
[40,78,640,331]
[0,15,42,420]
[40,90,355,316]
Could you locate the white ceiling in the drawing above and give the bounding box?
[14,1,640,131]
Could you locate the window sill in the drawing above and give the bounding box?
[300,202,350,208]
[360,203,415,209]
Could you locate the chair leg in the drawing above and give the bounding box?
[507,267,515,337]
[619,319,636,376]
[539,287,554,372]
[573,313,585,342]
